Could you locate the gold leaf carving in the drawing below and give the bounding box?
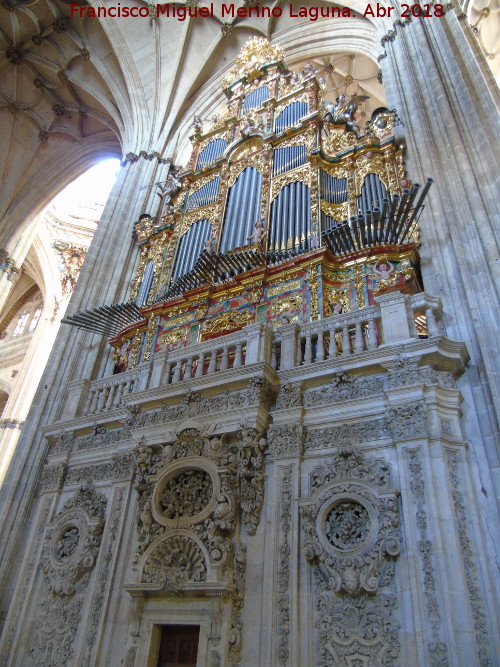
[267,280,301,297]
[203,309,252,335]
[271,295,302,316]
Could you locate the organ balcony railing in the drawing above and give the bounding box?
[61,291,445,421]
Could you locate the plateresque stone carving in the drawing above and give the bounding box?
[28,483,107,666]
[301,445,401,665]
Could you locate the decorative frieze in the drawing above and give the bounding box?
[304,419,388,450]
[272,381,302,411]
[41,462,68,492]
[304,369,384,407]
[64,453,135,486]
[267,424,304,457]
[387,403,427,441]
[128,379,273,430]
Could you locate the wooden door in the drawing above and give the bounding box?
[156,625,200,667]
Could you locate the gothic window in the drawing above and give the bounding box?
[196,139,227,169]
[28,305,42,332]
[156,625,200,667]
[0,390,8,418]
[275,101,308,132]
[242,85,269,113]
[269,181,312,251]
[219,167,262,253]
[171,219,212,282]
[12,311,29,336]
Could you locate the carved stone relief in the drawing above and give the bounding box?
[304,420,388,450]
[301,445,401,665]
[271,381,303,412]
[387,403,427,441]
[27,483,107,666]
[276,466,293,666]
[408,450,448,665]
[447,450,491,665]
[267,424,304,457]
[131,426,267,663]
[126,378,273,431]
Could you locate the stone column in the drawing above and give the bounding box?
[379,10,500,492]
[0,155,161,609]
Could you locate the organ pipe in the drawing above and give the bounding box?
[220,168,262,253]
[275,101,308,133]
[196,139,227,169]
[243,85,269,113]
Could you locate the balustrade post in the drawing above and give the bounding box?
[279,322,300,370]
[163,361,173,384]
[354,322,364,352]
[207,349,217,374]
[425,306,439,336]
[243,322,273,365]
[367,316,377,350]
[88,389,99,414]
[96,388,107,412]
[113,382,124,407]
[375,292,414,345]
[328,327,337,358]
[62,378,91,419]
[316,331,325,361]
[195,353,205,377]
[150,350,169,388]
[172,360,182,383]
[105,385,115,410]
[304,334,313,365]
[233,343,242,368]
[342,325,350,357]
[220,346,229,371]
[183,357,193,380]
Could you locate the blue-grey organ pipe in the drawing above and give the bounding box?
[196,139,227,169]
[219,167,263,253]
[186,177,220,211]
[171,219,212,282]
[319,170,348,204]
[275,101,309,133]
[242,86,269,113]
[357,173,388,215]
[273,145,308,176]
[136,259,154,306]
[270,182,312,251]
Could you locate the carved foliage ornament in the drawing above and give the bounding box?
[222,37,285,88]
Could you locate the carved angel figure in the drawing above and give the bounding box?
[373,260,395,281]
[247,220,267,245]
[192,115,203,133]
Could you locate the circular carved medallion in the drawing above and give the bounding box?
[324,501,370,551]
[159,469,213,520]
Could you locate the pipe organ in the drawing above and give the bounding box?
[62,38,433,368]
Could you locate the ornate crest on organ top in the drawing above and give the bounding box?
[62,38,433,369]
